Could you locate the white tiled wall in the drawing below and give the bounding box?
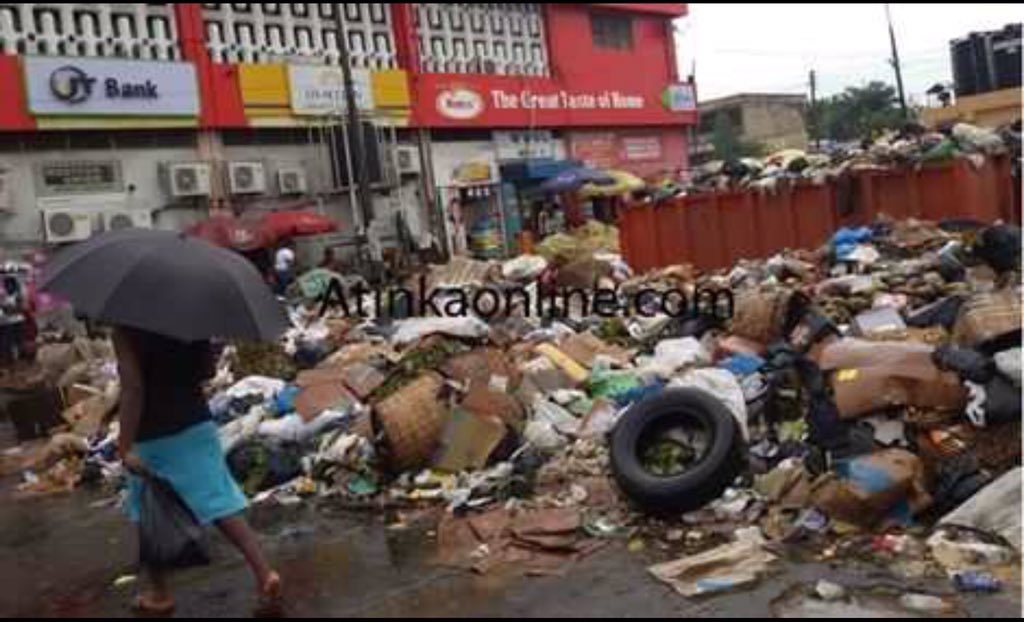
[0,3,179,59]
[202,3,396,69]
[415,3,549,76]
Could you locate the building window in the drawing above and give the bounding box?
[591,12,633,51]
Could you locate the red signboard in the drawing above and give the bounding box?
[620,135,663,162]
[590,4,688,17]
[412,73,696,129]
[569,131,683,176]
[570,132,620,169]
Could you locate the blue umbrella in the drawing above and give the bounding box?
[539,167,616,194]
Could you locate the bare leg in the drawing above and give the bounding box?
[214,515,280,596]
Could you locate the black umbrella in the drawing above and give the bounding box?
[40,229,289,342]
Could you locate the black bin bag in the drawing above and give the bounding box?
[138,476,211,570]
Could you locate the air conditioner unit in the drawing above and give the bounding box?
[104,209,154,232]
[277,167,308,195]
[395,145,421,176]
[229,161,267,195]
[166,163,212,198]
[43,208,94,243]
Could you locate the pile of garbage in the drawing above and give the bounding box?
[2,214,1020,592]
[681,122,1020,195]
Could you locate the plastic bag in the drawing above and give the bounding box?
[257,410,350,444]
[636,337,710,377]
[390,317,490,345]
[501,254,548,281]
[668,368,749,441]
[138,476,210,571]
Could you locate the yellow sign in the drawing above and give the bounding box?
[238,64,410,123]
[372,70,411,109]
[238,64,290,110]
[453,161,494,185]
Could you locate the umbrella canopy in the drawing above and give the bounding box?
[40,229,289,342]
[186,215,275,251]
[261,210,338,239]
[539,167,616,194]
[580,170,646,197]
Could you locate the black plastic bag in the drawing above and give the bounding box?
[933,344,996,384]
[138,476,210,571]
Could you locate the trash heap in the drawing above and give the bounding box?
[3,215,1020,594]
[681,122,1020,195]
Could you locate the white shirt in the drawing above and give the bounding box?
[274,248,295,272]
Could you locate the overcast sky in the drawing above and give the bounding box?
[676,3,1022,104]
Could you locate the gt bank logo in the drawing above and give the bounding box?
[49,65,96,104]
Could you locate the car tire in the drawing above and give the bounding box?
[610,388,747,515]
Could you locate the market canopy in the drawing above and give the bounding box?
[261,210,339,240]
[580,170,646,198]
[186,214,275,252]
[539,166,616,194]
[186,211,339,251]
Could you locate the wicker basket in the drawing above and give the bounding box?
[375,372,447,472]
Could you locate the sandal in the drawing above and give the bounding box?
[132,594,176,617]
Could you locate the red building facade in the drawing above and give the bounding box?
[0,3,694,249]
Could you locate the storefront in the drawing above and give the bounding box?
[0,57,203,248]
[233,62,423,264]
[417,72,696,259]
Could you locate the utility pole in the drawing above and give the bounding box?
[808,69,819,150]
[334,10,375,232]
[886,4,909,120]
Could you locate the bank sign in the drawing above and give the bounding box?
[24,57,199,117]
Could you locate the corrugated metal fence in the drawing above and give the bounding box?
[620,156,1020,273]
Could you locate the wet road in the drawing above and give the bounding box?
[1,482,1021,619]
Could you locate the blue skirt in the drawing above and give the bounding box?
[126,420,247,526]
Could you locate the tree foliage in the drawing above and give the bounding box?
[807,81,909,143]
[711,113,767,160]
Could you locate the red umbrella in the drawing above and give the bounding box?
[260,210,339,239]
[186,215,275,251]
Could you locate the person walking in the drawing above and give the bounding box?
[40,229,291,616]
[0,275,26,365]
[273,239,296,296]
[116,326,281,615]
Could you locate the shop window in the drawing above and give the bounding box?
[591,12,633,51]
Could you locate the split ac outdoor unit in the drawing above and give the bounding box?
[229,162,267,195]
[277,167,308,195]
[43,208,93,243]
[167,163,212,198]
[104,209,154,232]
[395,145,421,176]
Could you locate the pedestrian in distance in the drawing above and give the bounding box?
[274,238,297,296]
